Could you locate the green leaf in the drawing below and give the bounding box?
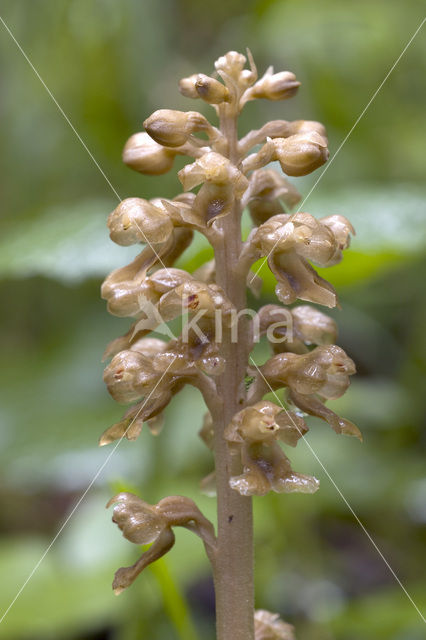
[0,199,137,283]
[309,185,426,254]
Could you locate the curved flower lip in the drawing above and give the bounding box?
[271,252,338,308]
[159,186,234,232]
[289,388,362,441]
[228,449,319,497]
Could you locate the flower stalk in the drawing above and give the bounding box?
[100,49,360,640]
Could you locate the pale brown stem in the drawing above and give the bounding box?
[212,103,255,640]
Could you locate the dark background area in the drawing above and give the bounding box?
[0,1,425,639]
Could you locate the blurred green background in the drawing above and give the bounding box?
[0,1,425,639]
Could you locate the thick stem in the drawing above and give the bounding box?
[212,105,255,640]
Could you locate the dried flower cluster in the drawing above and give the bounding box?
[100,50,359,640]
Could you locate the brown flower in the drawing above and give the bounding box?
[107,493,216,594]
[261,346,361,439]
[225,401,318,496]
[262,345,355,399]
[250,211,353,307]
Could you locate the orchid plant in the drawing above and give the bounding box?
[100,50,360,640]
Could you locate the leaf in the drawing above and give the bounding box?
[309,185,426,254]
[0,199,137,283]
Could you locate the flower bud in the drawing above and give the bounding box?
[178,74,200,99]
[194,74,229,104]
[164,282,233,331]
[153,350,195,376]
[101,246,164,318]
[273,132,329,176]
[148,267,193,293]
[251,70,300,101]
[178,151,248,196]
[255,610,295,640]
[107,198,173,246]
[144,109,210,147]
[215,50,246,78]
[122,132,175,175]
[103,281,153,318]
[103,350,158,404]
